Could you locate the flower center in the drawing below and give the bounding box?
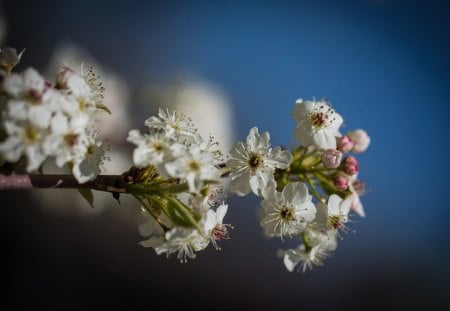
[78,98,87,111]
[308,103,335,130]
[280,207,296,221]
[24,127,38,142]
[64,133,79,147]
[150,141,164,152]
[328,215,343,229]
[188,160,200,172]
[248,154,263,169]
[87,145,95,155]
[27,89,43,103]
[212,224,229,241]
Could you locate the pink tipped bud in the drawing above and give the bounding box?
[334,174,349,191]
[352,180,365,195]
[56,66,76,89]
[321,149,343,168]
[44,80,53,91]
[337,135,355,152]
[344,156,359,175]
[348,129,370,153]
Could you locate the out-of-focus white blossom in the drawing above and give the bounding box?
[0,64,108,183]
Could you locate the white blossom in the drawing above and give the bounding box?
[127,129,172,168]
[141,227,208,263]
[165,144,220,193]
[201,203,230,249]
[227,127,292,196]
[292,99,343,150]
[0,120,47,171]
[145,108,197,140]
[282,228,337,272]
[3,67,45,99]
[314,194,352,232]
[72,138,105,183]
[43,112,89,168]
[260,182,316,239]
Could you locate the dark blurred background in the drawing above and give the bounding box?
[1,0,450,310]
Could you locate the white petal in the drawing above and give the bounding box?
[283,182,308,206]
[271,147,292,169]
[25,145,46,171]
[283,249,302,272]
[215,204,228,223]
[24,67,44,92]
[313,130,336,150]
[229,171,252,196]
[3,73,24,97]
[246,127,260,149]
[29,106,51,128]
[7,100,27,120]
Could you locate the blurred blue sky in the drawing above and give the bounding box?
[2,0,450,309]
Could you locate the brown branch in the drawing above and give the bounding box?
[0,173,126,192]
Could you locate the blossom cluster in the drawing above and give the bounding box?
[127,109,231,262]
[0,47,370,272]
[227,98,370,272]
[0,48,107,183]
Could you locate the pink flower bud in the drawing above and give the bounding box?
[344,156,359,175]
[321,149,343,168]
[334,174,349,191]
[44,80,53,91]
[348,129,370,153]
[352,180,365,195]
[56,66,76,89]
[337,135,354,152]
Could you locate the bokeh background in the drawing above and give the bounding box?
[1,0,449,310]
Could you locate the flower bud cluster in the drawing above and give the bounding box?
[0,51,108,183]
[127,109,231,262]
[227,98,370,272]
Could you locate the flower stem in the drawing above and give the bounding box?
[304,176,325,203]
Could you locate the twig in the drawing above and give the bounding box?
[0,173,126,192]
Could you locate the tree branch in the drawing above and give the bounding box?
[0,173,126,192]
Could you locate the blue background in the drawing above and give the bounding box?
[1,0,449,309]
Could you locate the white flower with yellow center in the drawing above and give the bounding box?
[227,127,292,196]
[314,194,352,232]
[260,182,316,239]
[3,68,58,128]
[72,137,105,183]
[0,120,48,171]
[292,99,343,150]
[145,108,197,140]
[165,145,220,193]
[127,129,172,168]
[43,112,89,168]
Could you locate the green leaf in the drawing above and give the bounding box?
[95,103,111,114]
[78,188,95,208]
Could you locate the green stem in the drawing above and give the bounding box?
[133,194,170,232]
[301,231,312,253]
[304,175,325,203]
